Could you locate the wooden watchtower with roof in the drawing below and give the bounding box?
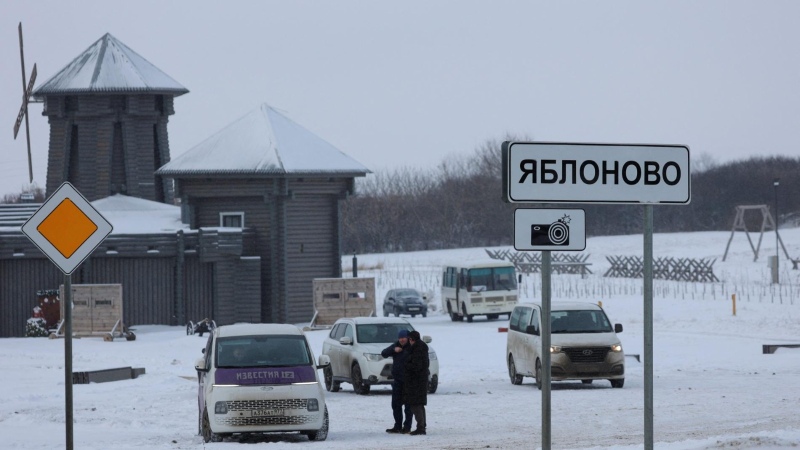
[32,33,188,203]
[157,104,370,324]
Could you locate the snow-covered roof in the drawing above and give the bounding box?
[91,195,186,234]
[156,103,371,177]
[32,33,188,97]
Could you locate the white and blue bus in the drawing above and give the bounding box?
[441,261,519,322]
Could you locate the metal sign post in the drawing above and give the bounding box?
[64,274,73,450]
[541,251,552,449]
[644,205,654,449]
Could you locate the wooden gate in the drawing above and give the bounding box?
[309,278,376,327]
[54,284,135,341]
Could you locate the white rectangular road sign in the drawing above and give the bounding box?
[514,209,585,251]
[503,142,690,204]
[21,182,113,275]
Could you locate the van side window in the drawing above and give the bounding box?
[518,307,532,333]
[509,307,523,331]
[530,309,540,335]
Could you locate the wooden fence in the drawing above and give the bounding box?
[485,249,592,276]
[604,256,719,282]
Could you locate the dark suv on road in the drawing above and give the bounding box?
[382,288,428,317]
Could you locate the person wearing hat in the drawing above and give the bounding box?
[381,329,413,433]
[403,330,430,435]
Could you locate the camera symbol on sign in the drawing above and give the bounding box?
[531,215,570,246]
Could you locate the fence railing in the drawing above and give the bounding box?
[604,256,719,282]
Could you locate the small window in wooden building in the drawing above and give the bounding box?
[220,212,244,228]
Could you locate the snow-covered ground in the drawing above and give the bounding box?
[2,228,800,449]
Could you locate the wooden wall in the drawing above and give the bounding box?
[0,228,260,338]
[41,94,175,202]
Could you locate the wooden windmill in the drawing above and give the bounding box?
[12,22,37,184]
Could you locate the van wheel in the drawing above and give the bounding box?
[610,378,625,388]
[305,407,329,441]
[581,379,593,385]
[351,363,370,395]
[487,314,499,320]
[324,366,340,392]
[462,304,473,322]
[202,408,223,443]
[535,359,543,391]
[508,355,523,385]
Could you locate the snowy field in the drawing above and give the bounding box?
[1,228,800,449]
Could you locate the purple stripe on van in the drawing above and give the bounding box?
[215,366,316,385]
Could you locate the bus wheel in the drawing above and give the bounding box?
[462,304,473,323]
[447,303,459,322]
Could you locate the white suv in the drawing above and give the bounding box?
[506,302,625,389]
[195,323,330,442]
[321,317,440,395]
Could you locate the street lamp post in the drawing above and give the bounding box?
[773,178,780,284]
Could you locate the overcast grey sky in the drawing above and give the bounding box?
[2,1,799,197]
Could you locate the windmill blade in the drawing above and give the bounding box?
[14,22,35,183]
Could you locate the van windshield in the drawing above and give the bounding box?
[356,323,414,344]
[216,335,312,368]
[551,310,613,334]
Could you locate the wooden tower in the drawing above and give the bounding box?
[32,33,188,202]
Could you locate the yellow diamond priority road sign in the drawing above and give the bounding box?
[21,182,112,275]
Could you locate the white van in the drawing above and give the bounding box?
[505,302,625,389]
[195,323,330,442]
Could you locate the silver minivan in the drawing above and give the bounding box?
[506,302,625,389]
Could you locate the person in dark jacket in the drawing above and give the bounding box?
[403,330,430,435]
[381,329,412,433]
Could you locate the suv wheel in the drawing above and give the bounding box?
[394,307,401,317]
[383,307,389,317]
[351,363,371,395]
[428,374,438,394]
[535,359,543,391]
[324,366,340,392]
[508,355,523,385]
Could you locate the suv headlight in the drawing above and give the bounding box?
[550,345,562,353]
[428,351,437,360]
[363,353,383,361]
[610,344,623,352]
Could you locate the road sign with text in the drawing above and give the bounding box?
[502,142,691,204]
[21,183,113,275]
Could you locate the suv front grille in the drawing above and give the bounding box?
[563,347,609,363]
